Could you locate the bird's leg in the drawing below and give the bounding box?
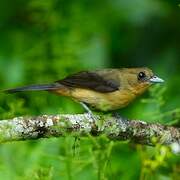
[80,102,92,114]
[80,102,97,121]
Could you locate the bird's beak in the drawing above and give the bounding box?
[149,76,164,83]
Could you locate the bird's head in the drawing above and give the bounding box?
[119,67,164,95]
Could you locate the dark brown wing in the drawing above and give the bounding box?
[56,71,120,93]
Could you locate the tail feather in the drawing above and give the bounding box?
[4,83,61,93]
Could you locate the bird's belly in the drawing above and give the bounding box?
[70,88,136,111]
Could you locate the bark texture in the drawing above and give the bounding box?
[0,114,179,148]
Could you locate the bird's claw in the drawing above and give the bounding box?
[80,102,98,121]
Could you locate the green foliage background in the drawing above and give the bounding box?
[0,0,179,179]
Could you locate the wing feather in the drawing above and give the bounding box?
[57,71,120,93]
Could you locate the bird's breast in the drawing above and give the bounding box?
[69,88,136,111]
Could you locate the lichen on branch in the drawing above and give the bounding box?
[0,114,179,150]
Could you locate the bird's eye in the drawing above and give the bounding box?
[138,72,146,80]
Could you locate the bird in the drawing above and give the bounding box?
[5,67,164,115]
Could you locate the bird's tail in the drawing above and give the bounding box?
[4,83,61,93]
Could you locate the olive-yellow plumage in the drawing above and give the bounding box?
[5,67,164,111]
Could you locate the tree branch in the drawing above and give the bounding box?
[0,114,179,148]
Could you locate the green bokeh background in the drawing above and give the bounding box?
[0,1,179,179]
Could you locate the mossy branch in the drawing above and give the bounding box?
[0,114,179,148]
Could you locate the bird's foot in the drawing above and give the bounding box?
[87,112,99,122]
[80,102,98,121]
